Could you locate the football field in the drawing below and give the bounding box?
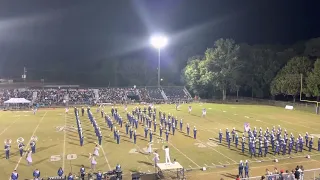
[1,103,320,179]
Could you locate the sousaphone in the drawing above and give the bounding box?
[17,137,25,143]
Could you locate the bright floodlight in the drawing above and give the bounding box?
[150,35,168,49]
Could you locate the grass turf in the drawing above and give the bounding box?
[1,103,320,179]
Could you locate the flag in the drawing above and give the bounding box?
[244,123,250,132]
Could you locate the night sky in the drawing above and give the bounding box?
[0,0,320,81]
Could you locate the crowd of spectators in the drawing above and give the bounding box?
[0,86,190,105]
[234,165,306,180]
[68,89,95,104]
[98,88,128,103]
[0,89,33,103]
[162,86,189,100]
[36,89,66,105]
[146,87,164,100]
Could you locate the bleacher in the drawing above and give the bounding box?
[0,86,191,106]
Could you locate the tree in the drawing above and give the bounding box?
[200,38,241,100]
[306,59,320,100]
[183,56,207,96]
[270,56,313,102]
[238,44,295,98]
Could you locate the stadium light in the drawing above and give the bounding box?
[150,35,168,87]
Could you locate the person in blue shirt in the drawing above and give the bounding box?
[219,129,223,143]
[11,169,18,180]
[80,165,86,180]
[33,169,40,178]
[149,130,153,142]
[235,133,239,148]
[165,129,169,142]
[186,123,190,136]
[57,167,64,177]
[96,170,103,180]
[116,130,120,144]
[30,140,36,154]
[4,143,10,159]
[238,160,244,178]
[68,172,74,180]
[18,142,24,157]
[244,160,249,178]
[309,137,314,152]
[180,119,183,131]
[193,126,197,139]
[144,127,148,138]
[133,130,137,144]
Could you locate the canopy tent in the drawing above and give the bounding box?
[4,98,31,104]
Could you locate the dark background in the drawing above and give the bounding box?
[0,0,319,86]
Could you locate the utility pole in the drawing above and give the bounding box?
[22,67,27,87]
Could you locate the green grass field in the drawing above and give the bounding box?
[1,103,320,179]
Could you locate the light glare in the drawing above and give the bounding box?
[150,35,168,49]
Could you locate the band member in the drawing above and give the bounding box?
[18,142,25,157]
[202,108,206,117]
[30,140,36,153]
[4,143,10,159]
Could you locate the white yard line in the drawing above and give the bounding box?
[0,117,19,136]
[196,139,237,164]
[100,145,112,171]
[62,113,67,170]
[10,111,47,180]
[167,142,201,168]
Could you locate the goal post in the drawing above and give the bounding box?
[300,74,319,114]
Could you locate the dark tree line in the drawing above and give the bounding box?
[183,37,320,101]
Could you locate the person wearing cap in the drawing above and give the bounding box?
[305,132,309,147]
[133,130,137,144]
[238,160,244,178]
[232,128,236,142]
[11,169,18,180]
[235,133,239,148]
[219,129,223,143]
[244,160,249,178]
[309,136,314,152]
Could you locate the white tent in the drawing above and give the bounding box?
[4,98,31,104]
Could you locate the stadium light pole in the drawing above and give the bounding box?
[150,35,168,87]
